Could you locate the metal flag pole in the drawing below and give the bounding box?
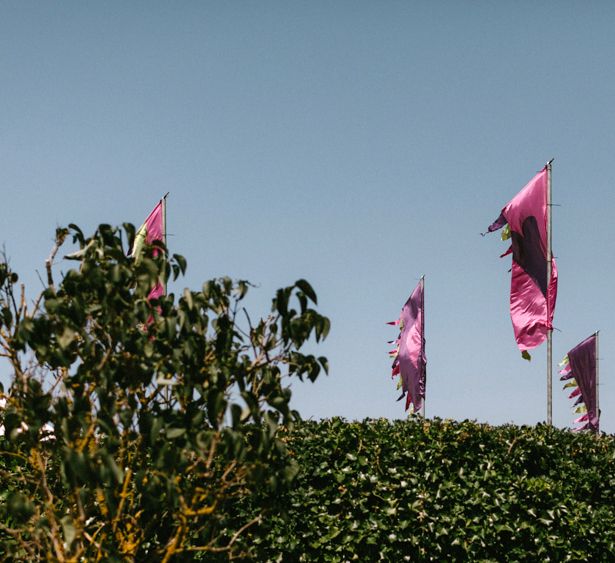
[162,192,169,295]
[162,192,170,403]
[596,330,600,431]
[546,159,554,425]
[420,274,426,419]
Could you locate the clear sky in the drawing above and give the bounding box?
[2,2,615,432]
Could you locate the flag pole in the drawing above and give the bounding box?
[162,192,169,295]
[596,330,600,431]
[546,159,554,425]
[420,274,426,419]
[162,192,170,403]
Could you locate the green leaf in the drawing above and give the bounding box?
[318,356,329,374]
[7,492,35,522]
[296,279,317,305]
[61,516,77,548]
[57,327,76,349]
[166,427,186,439]
[173,253,187,275]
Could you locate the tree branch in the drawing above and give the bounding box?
[45,231,66,291]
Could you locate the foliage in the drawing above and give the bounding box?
[2,224,614,562]
[242,418,615,561]
[0,223,329,561]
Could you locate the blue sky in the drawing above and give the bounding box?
[2,2,615,431]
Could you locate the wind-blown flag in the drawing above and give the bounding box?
[131,198,166,300]
[559,334,599,432]
[486,167,557,352]
[389,279,426,413]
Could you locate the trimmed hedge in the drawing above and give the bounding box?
[245,418,615,561]
[3,418,614,560]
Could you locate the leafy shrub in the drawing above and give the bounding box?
[0,223,329,561]
[244,418,615,561]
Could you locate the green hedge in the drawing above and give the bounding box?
[245,418,615,561]
[3,418,615,560]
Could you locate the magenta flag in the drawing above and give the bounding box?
[559,333,599,432]
[486,167,557,351]
[132,200,165,258]
[147,280,165,302]
[389,279,426,412]
[132,198,166,300]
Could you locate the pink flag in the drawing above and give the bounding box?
[389,279,426,413]
[559,334,599,432]
[147,280,165,302]
[486,167,557,351]
[132,200,164,258]
[132,198,166,301]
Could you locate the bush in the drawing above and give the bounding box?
[244,418,615,561]
[0,223,329,561]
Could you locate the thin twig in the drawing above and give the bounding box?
[112,468,133,536]
[33,450,65,560]
[187,516,262,554]
[19,283,26,317]
[33,232,67,313]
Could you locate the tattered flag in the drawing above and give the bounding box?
[559,333,599,432]
[485,167,557,352]
[388,279,426,413]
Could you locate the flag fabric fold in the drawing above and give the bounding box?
[558,333,599,432]
[486,167,557,352]
[132,198,166,301]
[389,279,426,413]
